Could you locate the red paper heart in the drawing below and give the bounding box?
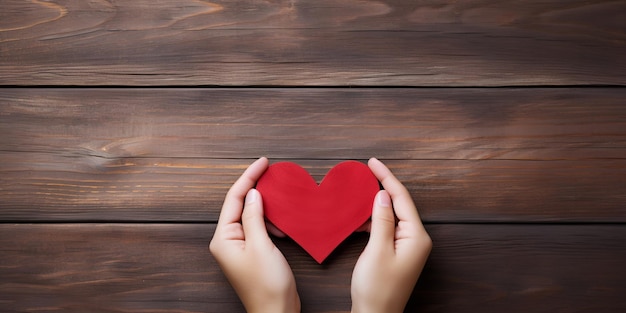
[256,161,379,263]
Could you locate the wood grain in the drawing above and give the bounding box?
[0,224,624,313]
[2,0,624,312]
[2,88,625,222]
[1,0,624,86]
[2,88,625,160]
[1,155,625,222]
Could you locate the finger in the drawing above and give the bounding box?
[368,158,421,224]
[241,189,273,246]
[366,190,396,251]
[217,157,269,226]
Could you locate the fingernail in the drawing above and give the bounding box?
[245,189,258,204]
[377,191,391,207]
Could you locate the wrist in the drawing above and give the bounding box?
[352,308,402,313]
[249,304,300,313]
[351,302,404,313]
[246,293,300,313]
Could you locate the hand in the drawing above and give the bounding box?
[351,158,432,313]
[209,157,301,313]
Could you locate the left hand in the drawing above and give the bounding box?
[209,157,301,313]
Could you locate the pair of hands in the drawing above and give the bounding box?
[209,157,432,313]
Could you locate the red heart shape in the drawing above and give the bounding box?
[256,161,379,263]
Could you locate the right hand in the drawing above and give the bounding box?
[350,158,432,313]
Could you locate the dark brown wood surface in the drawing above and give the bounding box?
[1,0,625,86]
[1,224,624,313]
[2,88,626,160]
[1,88,626,222]
[1,0,625,312]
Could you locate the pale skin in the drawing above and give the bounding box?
[351,158,432,313]
[209,157,431,313]
[209,157,300,313]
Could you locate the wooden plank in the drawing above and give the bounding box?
[1,0,624,86]
[0,224,624,312]
[1,88,625,222]
[1,156,625,222]
[2,88,625,160]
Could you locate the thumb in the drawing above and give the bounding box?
[241,189,272,246]
[366,190,396,252]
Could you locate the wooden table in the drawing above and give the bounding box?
[1,1,625,312]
